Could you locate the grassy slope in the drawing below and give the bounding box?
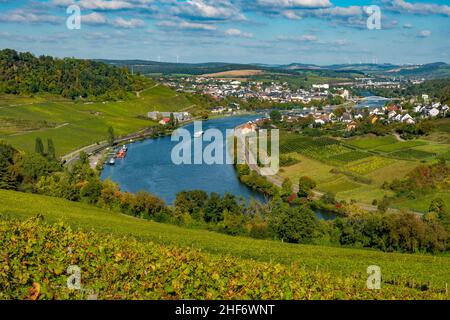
[1,189,449,290]
[0,84,199,156]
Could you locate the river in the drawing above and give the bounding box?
[101,114,337,220]
[354,95,391,109]
[101,115,265,204]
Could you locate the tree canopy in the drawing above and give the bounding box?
[0,49,147,100]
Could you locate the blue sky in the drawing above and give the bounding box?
[0,0,449,65]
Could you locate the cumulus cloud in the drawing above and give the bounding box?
[52,0,153,10]
[385,0,450,17]
[403,23,413,29]
[157,20,217,32]
[0,9,61,24]
[224,28,253,38]
[169,0,246,21]
[256,0,331,9]
[81,12,108,25]
[180,21,217,31]
[113,17,145,28]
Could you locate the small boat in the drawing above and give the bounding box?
[121,145,128,152]
[108,158,116,165]
[117,149,126,159]
[194,131,204,138]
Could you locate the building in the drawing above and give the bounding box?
[148,111,191,122]
[346,121,358,131]
[428,108,440,117]
[239,122,257,135]
[312,84,330,90]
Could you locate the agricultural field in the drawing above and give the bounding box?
[280,135,360,165]
[346,136,398,150]
[278,132,449,211]
[1,189,450,299]
[317,177,362,194]
[343,157,393,175]
[202,69,265,78]
[374,140,428,153]
[327,150,371,164]
[0,84,201,156]
[389,149,436,160]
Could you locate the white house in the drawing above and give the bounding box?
[312,84,330,90]
[428,108,440,117]
[401,114,415,124]
[314,119,326,125]
[388,111,397,119]
[414,105,424,113]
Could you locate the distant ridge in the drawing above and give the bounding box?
[98,58,450,79]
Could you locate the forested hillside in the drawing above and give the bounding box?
[0,49,147,100]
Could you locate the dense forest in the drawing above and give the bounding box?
[0,49,147,100]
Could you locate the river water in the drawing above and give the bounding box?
[101,114,337,220]
[101,115,264,204]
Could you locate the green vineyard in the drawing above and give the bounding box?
[1,217,449,300]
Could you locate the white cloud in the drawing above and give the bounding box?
[386,0,450,17]
[180,21,217,31]
[170,0,246,21]
[52,0,153,10]
[280,10,303,20]
[225,28,253,38]
[0,9,61,24]
[79,0,134,10]
[403,23,413,29]
[418,30,432,38]
[82,12,108,25]
[113,17,145,28]
[157,20,217,31]
[277,34,318,42]
[256,0,331,9]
